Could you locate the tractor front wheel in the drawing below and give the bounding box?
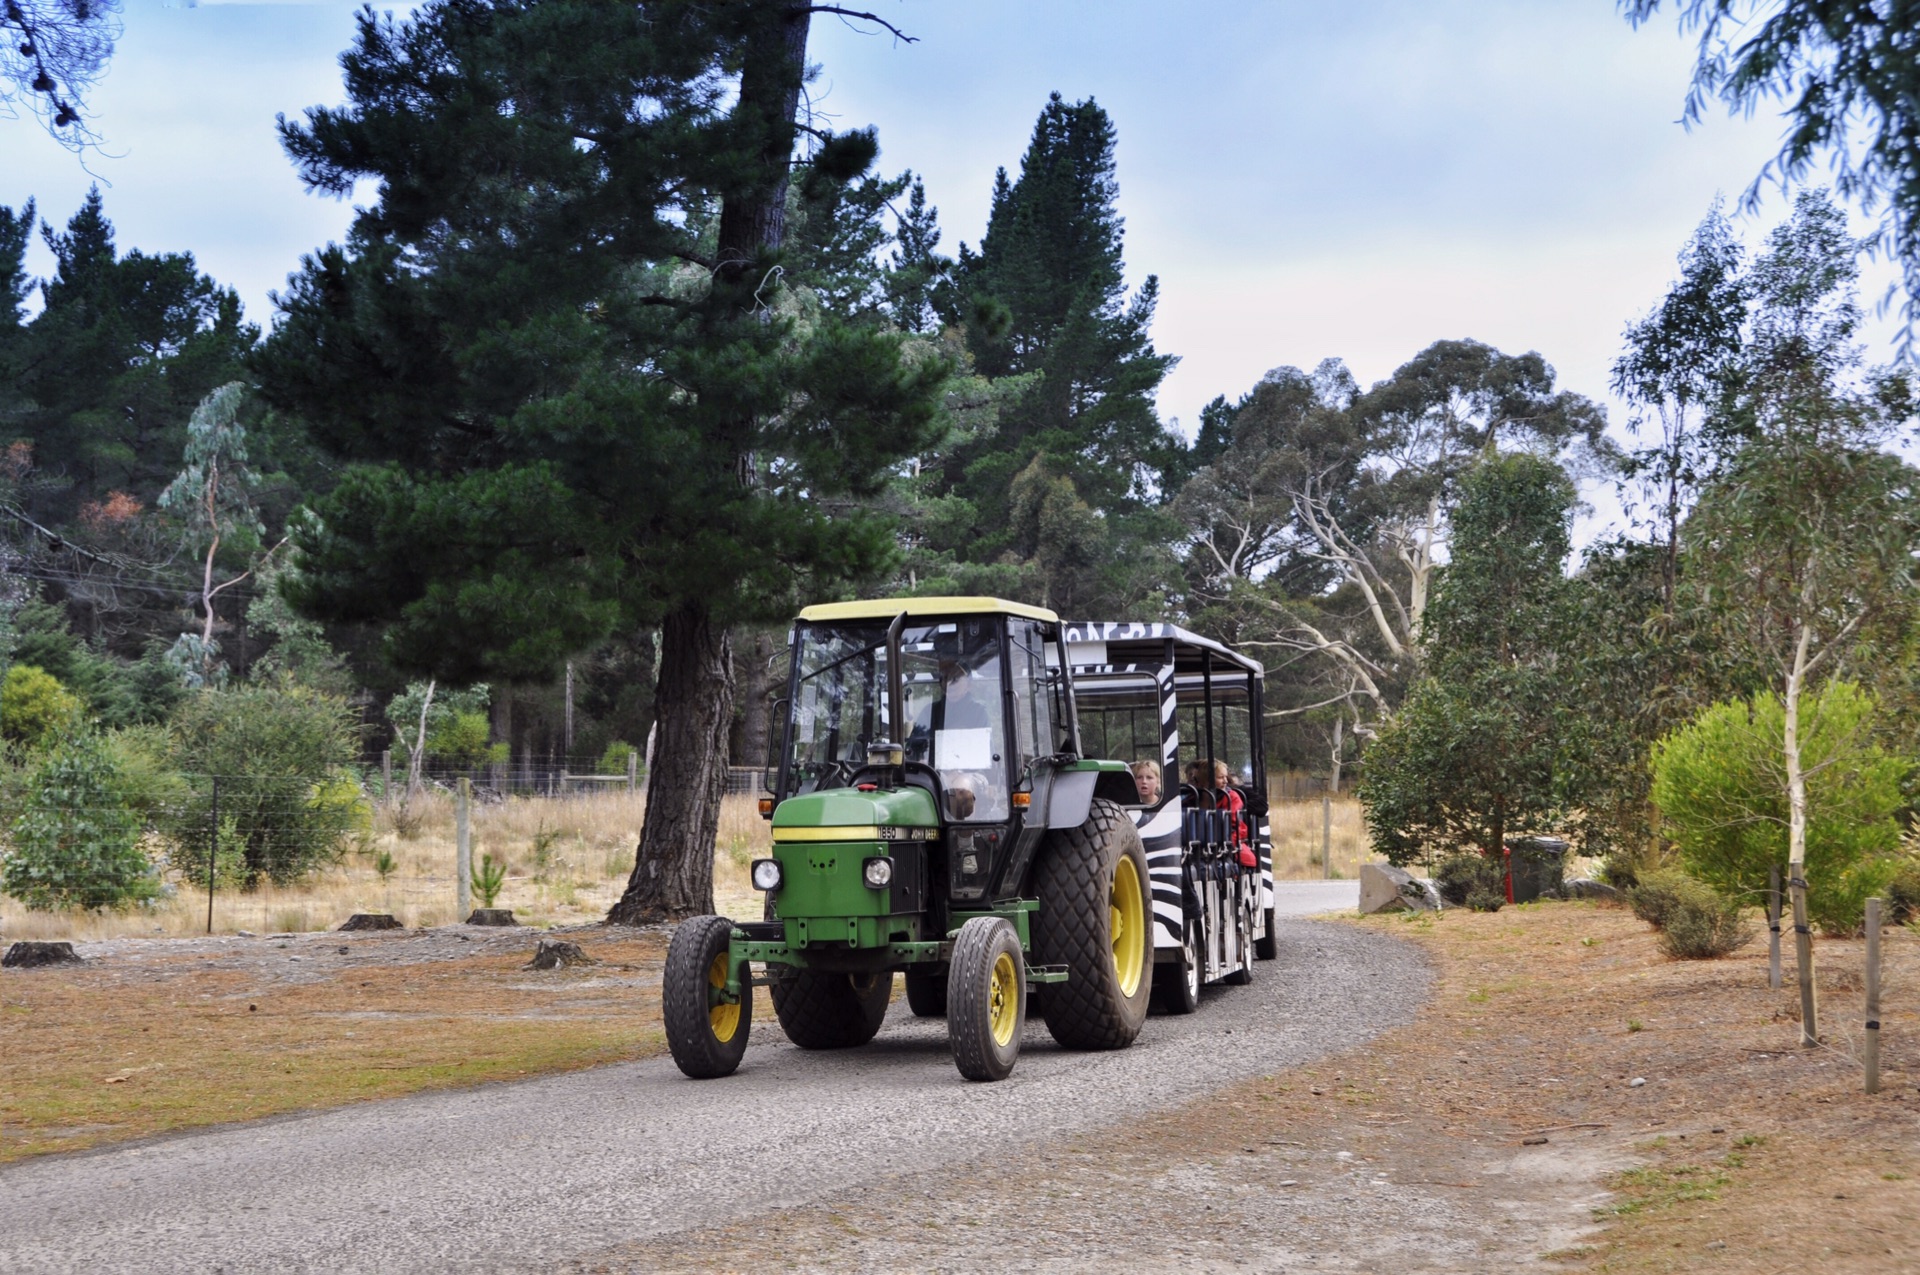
[770,969,893,1049]
[663,915,750,1079]
[1032,798,1154,1050]
[948,917,1024,1081]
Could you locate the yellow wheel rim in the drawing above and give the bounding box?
[707,950,740,1043]
[988,951,1019,1047]
[1110,855,1146,998]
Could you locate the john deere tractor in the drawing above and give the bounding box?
[662,597,1149,1082]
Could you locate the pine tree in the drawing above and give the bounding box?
[255,0,945,922]
[938,92,1182,609]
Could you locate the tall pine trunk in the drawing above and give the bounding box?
[606,1,809,924]
[609,604,735,922]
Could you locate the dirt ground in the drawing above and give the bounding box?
[580,902,1920,1274]
[0,922,673,1163]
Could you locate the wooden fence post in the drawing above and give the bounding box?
[381,750,392,802]
[1322,791,1332,881]
[1768,865,1782,991]
[1866,897,1883,1095]
[456,777,472,920]
[628,749,639,793]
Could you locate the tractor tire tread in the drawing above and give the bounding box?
[1032,798,1152,1051]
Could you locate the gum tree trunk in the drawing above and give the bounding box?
[608,604,734,922]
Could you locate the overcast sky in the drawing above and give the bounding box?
[2,0,1902,537]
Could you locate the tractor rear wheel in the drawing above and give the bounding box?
[1032,798,1153,1050]
[770,969,892,1049]
[1151,915,1201,1015]
[663,915,750,1079]
[948,917,1024,1081]
[905,966,948,1017]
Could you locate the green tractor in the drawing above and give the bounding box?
[662,597,1149,1081]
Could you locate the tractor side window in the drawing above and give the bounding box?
[1007,619,1056,772]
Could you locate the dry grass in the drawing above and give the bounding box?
[1268,795,1370,879]
[0,792,773,942]
[0,927,673,1164]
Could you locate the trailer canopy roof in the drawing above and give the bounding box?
[1063,620,1264,679]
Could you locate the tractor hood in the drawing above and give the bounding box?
[770,785,939,838]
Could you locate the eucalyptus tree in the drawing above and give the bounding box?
[1625,0,1920,347]
[1177,341,1607,740]
[1683,191,1920,1041]
[257,0,946,921]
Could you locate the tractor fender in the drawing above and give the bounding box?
[1047,767,1141,829]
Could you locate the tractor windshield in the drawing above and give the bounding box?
[784,618,1010,820]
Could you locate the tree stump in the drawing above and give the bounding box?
[338,913,403,931]
[526,939,593,970]
[466,909,517,927]
[3,941,84,968]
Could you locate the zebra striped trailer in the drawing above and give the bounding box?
[1059,621,1277,1013]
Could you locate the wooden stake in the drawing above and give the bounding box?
[381,749,392,802]
[1768,865,1782,991]
[1322,792,1332,881]
[456,777,472,920]
[1791,868,1817,1047]
[1865,897,1882,1095]
[628,749,639,793]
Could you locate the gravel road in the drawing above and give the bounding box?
[0,901,1418,1275]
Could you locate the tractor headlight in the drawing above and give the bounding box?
[751,858,782,891]
[862,856,894,889]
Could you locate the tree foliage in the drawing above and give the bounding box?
[1652,684,1906,934]
[3,732,155,910]
[163,685,365,885]
[1625,0,1920,346]
[1359,453,1586,864]
[0,0,119,140]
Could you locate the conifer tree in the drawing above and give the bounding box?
[947,93,1182,589]
[255,0,944,921]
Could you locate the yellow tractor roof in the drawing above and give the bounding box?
[795,596,1059,624]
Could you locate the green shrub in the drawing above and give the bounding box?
[427,709,505,770]
[1886,857,1920,926]
[2,735,157,909]
[164,685,366,885]
[598,740,639,777]
[1652,684,1907,935]
[1435,852,1505,909]
[1,664,83,749]
[1630,868,1754,959]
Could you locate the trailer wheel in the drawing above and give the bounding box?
[948,917,1024,1081]
[1033,798,1153,1050]
[769,969,892,1049]
[1151,915,1201,1015]
[1224,894,1255,986]
[663,915,750,1079]
[905,966,948,1017]
[1255,902,1279,961]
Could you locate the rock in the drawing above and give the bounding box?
[3,941,83,968]
[1565,878,1622,901]
[1358,862,1440,915]
[1629,1076,1647,1088]
[526,939,594,970]
[337,913,402,931]
[465,908,517,927]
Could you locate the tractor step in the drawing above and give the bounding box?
[1025,963,1069,985]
